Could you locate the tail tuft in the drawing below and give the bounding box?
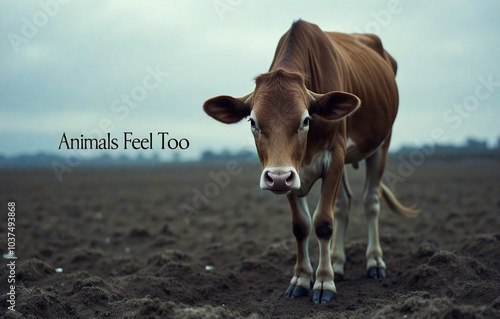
[380,183,419,217]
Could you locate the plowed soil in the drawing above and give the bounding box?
[1,158,499,318]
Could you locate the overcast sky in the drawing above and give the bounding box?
[1,0,499,160]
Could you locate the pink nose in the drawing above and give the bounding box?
[264,170,295,191]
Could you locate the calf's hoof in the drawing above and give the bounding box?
[367,266,387,279]
[312,288,337,304]
[284,284,309,299]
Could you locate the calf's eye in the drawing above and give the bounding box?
[249,118,256,127]
[303,117,310,127]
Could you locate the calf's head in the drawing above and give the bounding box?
[203,69,360,194]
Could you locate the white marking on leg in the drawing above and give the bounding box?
[312,189,336,293]
[364,148,385,270]
[314,237,336,292]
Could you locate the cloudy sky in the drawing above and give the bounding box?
[1,0,499,160]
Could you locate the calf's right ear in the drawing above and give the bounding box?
[203,93,252,124]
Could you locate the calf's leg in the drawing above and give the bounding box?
[284,193,313,298]
[311,152,344,304]
[364,147,388,279]
[331,170,352,282]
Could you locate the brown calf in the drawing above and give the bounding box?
[203,20,417,304]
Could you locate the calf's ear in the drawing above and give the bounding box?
[203,93,252,124]
[308,90,361,121]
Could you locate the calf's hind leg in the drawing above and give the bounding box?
[331,170,352,282]
[363,146,388,279]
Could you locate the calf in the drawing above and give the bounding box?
[203,20,417,304]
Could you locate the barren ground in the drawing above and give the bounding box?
[1,158,499,318]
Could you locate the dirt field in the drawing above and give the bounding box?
[1,158,499,318]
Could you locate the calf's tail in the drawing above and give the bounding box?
[380,182,419,217]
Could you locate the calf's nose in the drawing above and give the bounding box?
[264,170,295,190]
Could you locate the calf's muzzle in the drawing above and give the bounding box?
[260,167,300,194]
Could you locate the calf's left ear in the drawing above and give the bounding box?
[308,90,361,120]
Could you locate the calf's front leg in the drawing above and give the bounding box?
[284,193,313,298]
[311,155,344,304]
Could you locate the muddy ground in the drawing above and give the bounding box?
[1,157,499,318]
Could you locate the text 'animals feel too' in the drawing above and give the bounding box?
[58,132,189,150]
